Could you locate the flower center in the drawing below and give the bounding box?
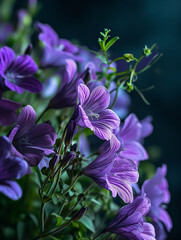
[87,110,99,120]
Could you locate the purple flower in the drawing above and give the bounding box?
[0,46,42,93]
[49,59,81,109]
[8,105,57,167]
[142,165,172,239]
[0,136,28,200]
[0,96,21,126]
[82,135,138,203]
[105,196,156,240]
[77,83,120,140]
[36,23,82,68]
[115,113,153,161]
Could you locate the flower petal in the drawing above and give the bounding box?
[78,83,90,105]
[64,59,77,83]
[0,180,22,200]
[93,123,112,140]
[15,105,36,138]
[141,223,156,240]
[119,114,142,141]
[0,136,11,160]
[9,55,38,75]
[86,85,110,111]
[121,141,149,161]
[0,46,15,71]
[97,109,120,129]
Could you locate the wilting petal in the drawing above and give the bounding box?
[0,180,22,200]
[78,83,90,105]
[0,46,15,71]
[86,86,110,111]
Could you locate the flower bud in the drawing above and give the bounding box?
[49,154,59,170]
[70,143,77,152]
[61,152,76,168]
[65,106,80,147]
[71,206,87,221]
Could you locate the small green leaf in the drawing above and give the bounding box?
[72,222,80,228]
[79,215,95,233]
[96,53,107,64]
[105,37,119,51]
[89,198,101,206]
[51,213,63,226]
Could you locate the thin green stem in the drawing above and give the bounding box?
[40,202,45,233]
[93,231,105,240]
[62,172,82,195]
[36,106,49,123]
[110,87,119,109]
[35,219,73,239]
[58,127,67,156]
[109,56,125,64]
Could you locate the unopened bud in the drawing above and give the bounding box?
[124,53,135,62]
[61,152,76,167]
[71,206,87,221]
[49,154,59,170]
[143,45,151,57]
[70,143,77,152]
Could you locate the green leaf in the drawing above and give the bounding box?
[89,198,101,206]
[79,215,95,233]
[17,221,25,240]
[51,213,63,226]
[105,37,119,51]
[96,53,107,64]
[72,222,80,228]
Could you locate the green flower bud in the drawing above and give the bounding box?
[124,53,135,62]
[143,45,151,56]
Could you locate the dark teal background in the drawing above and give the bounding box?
[15,0,181,239]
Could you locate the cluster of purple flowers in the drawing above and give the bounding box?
[0,17,172,240]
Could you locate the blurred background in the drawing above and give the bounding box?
[2,0,181,239]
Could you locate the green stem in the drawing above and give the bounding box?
[36,106,49,123]
[58,127,67,156]
[93,231,105,240]
[35,219,73,239]
[110,87,119,109]
[40,202,46,233]
[109,56,125,64]
[62,172,82,195]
